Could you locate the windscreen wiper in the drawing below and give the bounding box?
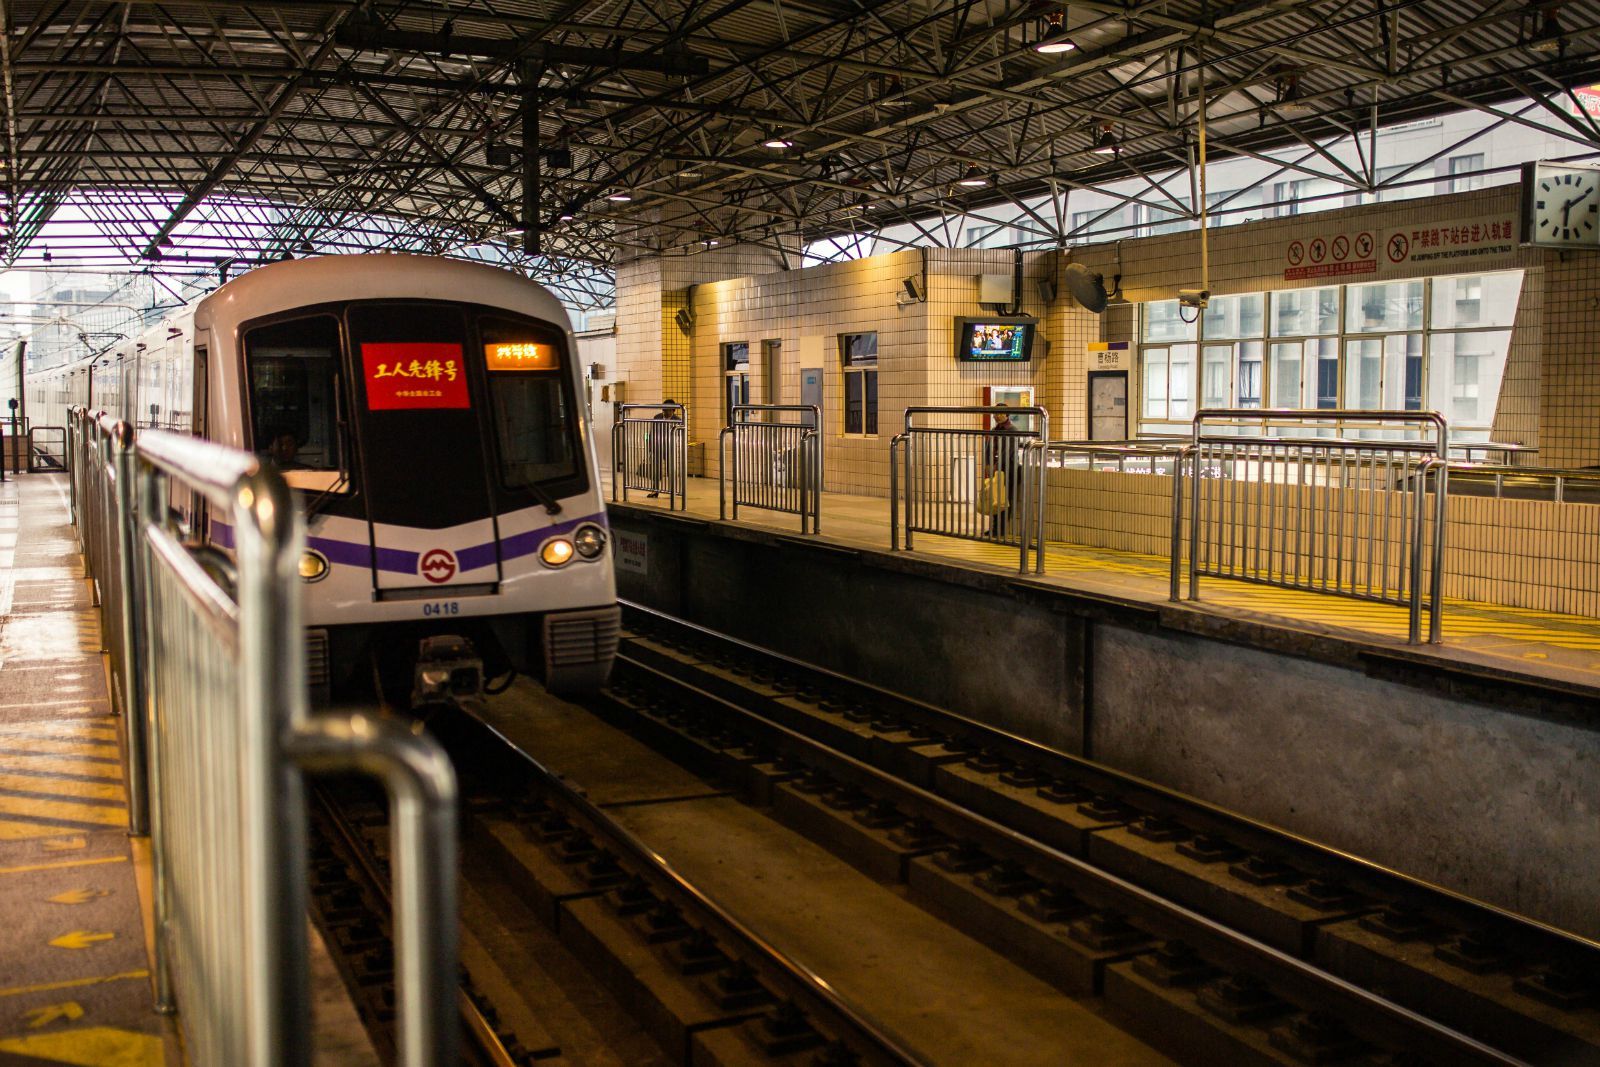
[527,480,563,516]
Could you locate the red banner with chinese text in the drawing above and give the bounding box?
[361,342,470,410]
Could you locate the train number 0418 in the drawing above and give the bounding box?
[422,601,460,617]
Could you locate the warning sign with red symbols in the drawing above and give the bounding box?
[1282,216,1519,282]
[361,342,470,410]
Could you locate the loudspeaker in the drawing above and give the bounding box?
[675,307,694,333]
[1036,278,1057,303]
[902,275,926,302]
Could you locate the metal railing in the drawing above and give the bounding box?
[1171,408,1449,644]
[612,402,688,509]
[1443,463,1600,503]
[30,426,67,472]
[890,406,1047,574]
[66,410,458,1067]
[1041,440,1184,475]
[718,404,822,533]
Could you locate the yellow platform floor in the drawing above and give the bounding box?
[609,475,1600,691]
[0,475,174,1066]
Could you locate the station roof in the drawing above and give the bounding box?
[7,0,1600,306]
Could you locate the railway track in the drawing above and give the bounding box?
[605,600,1600,1066]
[305,601,1600,1065]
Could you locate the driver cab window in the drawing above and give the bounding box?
[243,315,346,489]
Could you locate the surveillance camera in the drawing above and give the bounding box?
[1178,288,1210,309]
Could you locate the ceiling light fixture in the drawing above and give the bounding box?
[559,213,576,221]
[763,134,795,149]
[878,74,914,107]
[1531,9,1566,53]
[957,164,989,187]
[607,191,633,202]
[1092,124,1120,156]
[1034,10,1077,55]
[1273,74,1312,115]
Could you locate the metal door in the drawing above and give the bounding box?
[1088,371,1127,441]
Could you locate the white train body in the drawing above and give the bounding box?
[32,254,618,694]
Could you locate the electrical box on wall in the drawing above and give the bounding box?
[978,273,1013,305]
[601,382,626,403]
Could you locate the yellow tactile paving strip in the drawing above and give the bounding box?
[0,476,172,1066]
[611,475,1600,685]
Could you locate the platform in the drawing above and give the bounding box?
[609,475,1600,700]
[0,475,174,1066]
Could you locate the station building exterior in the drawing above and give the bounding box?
[601,181,1600,617]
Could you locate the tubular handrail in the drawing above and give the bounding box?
[894,406,1047,574]
[718,404,821,534]
[1172,408,1449,644]
[1444,462,1600,502]
[612,401,688,510]
[63,415,459,1067]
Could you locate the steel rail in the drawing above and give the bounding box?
[456,705,932,1066]
[608,639,1527,1066]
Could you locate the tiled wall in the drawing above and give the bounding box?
[1042,468,1600,617]
[614,185,1600,472]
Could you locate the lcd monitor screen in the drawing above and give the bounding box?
[956,318,1035,362]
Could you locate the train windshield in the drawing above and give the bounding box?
[243,315,346,491]
[480,313,580,491]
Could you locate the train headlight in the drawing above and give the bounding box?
[298,549,330,583]
[574,524,606,560]
[540,537,575,567]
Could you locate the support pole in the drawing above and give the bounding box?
[522,62,541,256]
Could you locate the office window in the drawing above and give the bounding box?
[1138,271,1522,434]
[1447,154,1486,193]
[1071,207,1129,240]
[841,332,878,435]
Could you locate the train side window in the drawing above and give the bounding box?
[242,315,347,489]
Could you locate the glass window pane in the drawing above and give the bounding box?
[864,369,878,434]
[1202,346,1231,407]
[1427,329,1511,429]
[1270,342,1303,408]
[1201,294,1264,340]
[1382,334,1423,409]
[1313,338,1339,409]
[844,372,863,435]
[245,316,343,470]
[1143,301,1196,343]
[841,332,878,364]
[1347,281,1424,333]
[1169,344,1194,418]
[1344,338,1383,408]
[1142,347,1168,418]
[481,314,580,489]
[724,341,749,369]
[1270,286,1339,336]
[1237,343,1262,408]
[1430,271,1521,329]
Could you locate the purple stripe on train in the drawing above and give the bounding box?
[212,511,607,577]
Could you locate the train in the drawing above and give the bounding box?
[29,253,619,701]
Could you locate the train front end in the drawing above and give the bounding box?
[196,255,618,703]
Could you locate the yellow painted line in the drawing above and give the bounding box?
[0,737,117,758]
[0,970,149,999]
[0,753,122,779]
[0,855,126,877]
[0,795,126,827]
[0,722,117,741]
[0,774,125,803]
[0,823,105,842]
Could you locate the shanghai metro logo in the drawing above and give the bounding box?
[419,548,457,584]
